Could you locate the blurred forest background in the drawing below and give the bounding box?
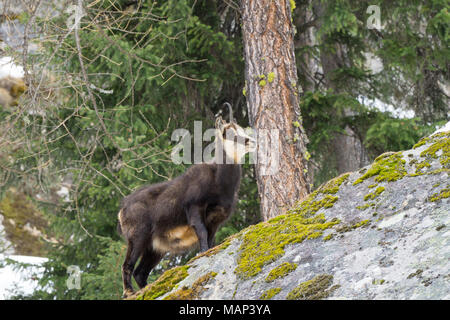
[0,0,448,299]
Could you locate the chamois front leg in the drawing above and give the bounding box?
[205,206,230,249]
[207,225,218,249]
[187,204,209,252]
[121,238,144,298]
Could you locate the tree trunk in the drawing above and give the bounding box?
[313,2,370,175]
[241,0,310,221]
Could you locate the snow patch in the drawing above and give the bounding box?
[433,121,450,135]
[358,95,416,119]
[0,56,24,79]
[0,255,47,299]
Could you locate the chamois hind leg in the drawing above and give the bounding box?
[133,247,163,289]
[206,206,229,248]
[187,204,209,252]
[207,224,219,249]
[121,238,144,298]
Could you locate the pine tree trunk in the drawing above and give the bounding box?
[241,0,310,221]
[313,2,370,174]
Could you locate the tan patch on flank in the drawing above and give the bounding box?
[152,225,199,253]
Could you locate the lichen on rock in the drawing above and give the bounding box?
[134,265,190,300]
[234,211,339,279]
[259,287,281,300]
[265,262,298,282]
[419,132,449,168]
[286,274,339,300]
[428,186,449,202]
[163,271,217,300]
[353,152,406,185]
[364,186,385,201]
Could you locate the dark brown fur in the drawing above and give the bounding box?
[117,119,252,297]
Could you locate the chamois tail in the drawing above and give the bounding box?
[117,209,123,236]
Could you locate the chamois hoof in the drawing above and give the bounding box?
[122,289,134,299]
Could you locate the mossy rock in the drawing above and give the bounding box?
[353,152,406,185]
[232,174,350,280]
[134,265,190,300]
[419,132,449,168]
[164,271,217,300]
[235,212,340,279]
[265,262,298,282]
[259,287,281,300]
[128,130,449,300]
[286,274,339,300]
[428,187,450,202]
[364,186,385,201]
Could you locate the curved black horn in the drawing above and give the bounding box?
[223,102,233,122]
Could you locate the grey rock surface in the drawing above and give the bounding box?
[134,130,449,300]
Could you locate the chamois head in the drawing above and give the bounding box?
[215,103,256,164]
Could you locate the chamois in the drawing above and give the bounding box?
[117,106,256,297]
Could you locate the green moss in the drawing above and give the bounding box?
[286,274,339,300]
[407,172,423,177]
[323,233,334,241]
[289,0,296,12]
[364,186,385,201]
[416,161,431,170]
[353,220,370,228]
[260,287,281,300]
[420,132,449,167]
[336,219,370,233]
[265,262,298,282]
[317,173,350,195]
[187,232,240,264]
[408,159,432,176]
[267,72,275,83]
[356,203,374,210]
[372,279,385,285]
[235,209,340,279]
[428,187,450,202]
[234,174,347,280]
[163,271,217,300]
[135,265,190,300]
[353,152,406,185]
[259,79,267,87]
[427,168,450,175]
[288,193,339,217]
[412,137,430,149]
